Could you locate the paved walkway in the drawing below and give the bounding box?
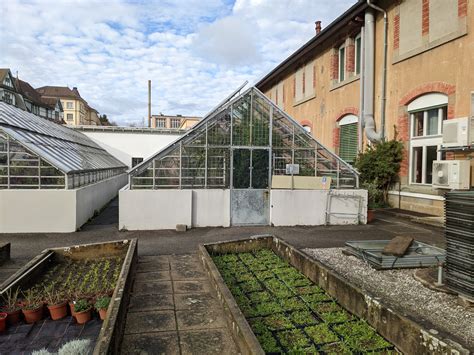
[121,254,238,354]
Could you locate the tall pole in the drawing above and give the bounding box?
[148,80,152,128]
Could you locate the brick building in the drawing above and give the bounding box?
[256,0,473,216]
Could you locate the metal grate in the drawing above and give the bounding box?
[445,191,474,299]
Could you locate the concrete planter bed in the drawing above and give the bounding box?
[0,239,137,354]
[199,236,469,354]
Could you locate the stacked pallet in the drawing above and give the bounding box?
[445,191,474,299]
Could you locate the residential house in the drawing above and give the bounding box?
[256,0,473,216]
[0,69,63,122]
[36,86,100,126]
[150,114,201,130]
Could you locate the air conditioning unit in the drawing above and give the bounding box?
[432,160,471,190]
[442,117,474,147]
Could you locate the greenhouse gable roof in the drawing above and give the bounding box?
[0,101,126,173]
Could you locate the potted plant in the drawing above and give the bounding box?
[44,286,67,320]
[94,296,110,321]
[21,290,44,324]
[1,288,21,326]
[74,299,92,324]
[0,312,7,332]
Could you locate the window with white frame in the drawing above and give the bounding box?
[156,117,166,128]
[338,44,346,82]
[170,118,181,129]
[355,34,362,75]
[66,102,73,109]
[66,113,73,121]
[338,114,358,164]
[408,93,448,185]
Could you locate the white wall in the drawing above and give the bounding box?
[119,188,367,230]
[270,189,367,226]
[75,174,128,229]
[119,189,192,230]
[82,131,181,167]
[192,190,230,227]
[0,174,127,233]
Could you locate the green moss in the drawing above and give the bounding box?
[263,313,293,331]
[289,310,318,326]
[304,324,339,344]
[277,329,312,351]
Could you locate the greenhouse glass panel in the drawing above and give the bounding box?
[129,87,359,190]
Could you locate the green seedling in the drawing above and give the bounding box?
[256,332,282,353]
[248,317,267,334]
[311,302,343,314]
[254,270,274,281]
[263,313,293,331]
[302,293,333,303]
[248,291,271,304]
[305,323,339,344]
[277,329,312,351]
[253,301,283,317]
[279,297,306,311]
[319,342,352,354]
[319,310,353,324]
[240,279,262,293]
[234,272,255,283]
[289,310,318,326]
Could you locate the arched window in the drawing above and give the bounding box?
[338,114,358,164]
[408,93,448,185]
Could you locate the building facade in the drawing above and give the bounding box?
[256,0,473,216]
[36,86,101,126]
[150,114,201,129]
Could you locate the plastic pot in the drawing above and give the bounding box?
[22,306,44,324]
[75,308,92,325]
[367,209,375,223]
[0,313,7,332]
[47,302,67,320]
[69,302,76,319]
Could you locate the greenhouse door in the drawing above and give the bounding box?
[231,149,270,226]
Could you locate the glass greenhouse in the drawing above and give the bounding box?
[129,87,359,190]
[0,101,126,189]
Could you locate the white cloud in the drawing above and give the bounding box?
[0,0,356,126]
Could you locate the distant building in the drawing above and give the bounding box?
[36,86,101,126]
[150,114,200,130]
[0,68,63,122]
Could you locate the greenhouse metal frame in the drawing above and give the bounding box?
[0,101,126,190]
[129,87,359,191]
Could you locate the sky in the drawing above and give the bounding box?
[1,0,356,126]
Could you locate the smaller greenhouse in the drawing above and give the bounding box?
[121,87,366,230]
[0,101,127,233]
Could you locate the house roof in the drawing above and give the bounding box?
[14,78,44,106]
[255,0,367,91]
[36,85,82,99]
[0,68,18,91]
[40,97,61,110]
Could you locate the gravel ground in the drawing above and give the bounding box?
[303,247,474,349]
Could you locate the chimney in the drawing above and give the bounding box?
[315,21,322,35]
[148,80,151,128]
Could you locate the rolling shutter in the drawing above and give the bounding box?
[339,123,358,163]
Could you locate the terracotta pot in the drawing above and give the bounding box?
[367,209,375,223]
[69,302,76,319]
[0,313,7,332]
[22,306,44,324]
[98,308,107,321]
[4,309,21,326]
[47,302,67,320]
[75,308,92,325]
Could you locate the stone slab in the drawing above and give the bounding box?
[382,236,414,256]
[125,311,176,334]
[135,270,171,282]
[173,280,210,294]
[174,293,219,310]
[121,332,180,355]
[128,294,174,312]
[179,328,239,355]
[176,308,227,330]
[133,280,173,295]
[137,261,169,273]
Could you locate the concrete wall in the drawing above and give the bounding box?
[119,189,193,230]
[192,190,230,227]
[0,174,127,233]
[82,131,182,167]
[270,189,367,226]
[119,188,367,230]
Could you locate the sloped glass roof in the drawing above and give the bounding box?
[129,87,359,189]
[0,101,126,174]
